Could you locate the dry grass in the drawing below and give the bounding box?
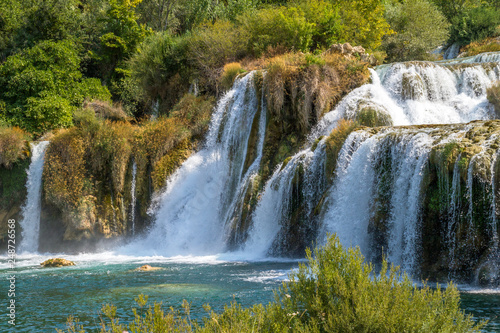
[462,36,500,57]
[83,100,130,122]
[263,52,370,136]
[0,126,30,168]
[219,62,246,91]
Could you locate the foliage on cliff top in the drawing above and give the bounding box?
[0,39,110,135]
[382,0,450,62]
[59,235,483,332]
[461,36,500,57]
[264,52,370,135]
[0,126,30,168]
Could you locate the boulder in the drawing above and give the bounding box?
[328,42,377,65]
[41,258,75,267]
[135,264,162,271]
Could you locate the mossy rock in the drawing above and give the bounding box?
[356,107,393,127]
[135,265,163,272]
[40,258,75,267]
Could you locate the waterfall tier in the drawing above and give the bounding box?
[19,141,49,253]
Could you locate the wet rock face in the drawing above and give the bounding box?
[355,121,500,284]
[40,258,75,267]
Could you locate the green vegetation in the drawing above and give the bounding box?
[325,119,360,180]
[1,0,498,137]
[382,0,450,62]
[58,235,483,332]
[461,37,500,56]
[430,0,500,46]
[42,93,213,243]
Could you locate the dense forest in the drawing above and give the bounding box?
[0,0,499,134]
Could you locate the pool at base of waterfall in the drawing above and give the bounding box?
[0,255,498,332]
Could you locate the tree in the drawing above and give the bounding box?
[449,5,500,45]
[136,0,180,31]
[382,0,450,62]
[0,40,110,134]
[93,0,152,90]
[335,0,392,51]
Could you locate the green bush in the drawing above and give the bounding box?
[0,39,110,134]
[383,0,450,62]
[449,6,500,45]
[291,0,342,51]
[59,235,483,333]
[0,126,30,168]
[187,20,247,91]
[24,94,74,133]
[335,0,391,51]
[238,6,314,56]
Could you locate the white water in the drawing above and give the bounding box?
[313,59,499,138]
[112,53,500,280]
[124,72,266,256]
[130,161,137,235]
[19,141,49,253]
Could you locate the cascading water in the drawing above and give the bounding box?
[314,59,499,136]
[243,53,500,281]
[19,141,49,253]
[130,161,137,235]
[126,72,266,256]
[126,52,500,284]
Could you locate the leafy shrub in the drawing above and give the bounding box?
[238,6,314,56]
[449,6,500,45]
[335,0,391,51]
[269,235,483,332]
[0,126,30,168]
[126,31,187,111]
[59,235,483,332]
[294,0,343,50]
[382,0,450,62]
[0,39,110,134]
[93,0,152,89]
[219,63,246,91]
[23,94,74,134]
[187,20,247,92]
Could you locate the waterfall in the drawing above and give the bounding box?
[312,59,499,139]
[130,161,137,235]
[127,72,266,256]
[443,43,461,60]
[122,51,500,284]
[19,141,49,253]
[238,53,500,283]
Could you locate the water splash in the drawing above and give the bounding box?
[19,141,49,253]
[125,72,264,256]
[130,161,137,235]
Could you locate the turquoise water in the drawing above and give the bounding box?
[0,254,498,332]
